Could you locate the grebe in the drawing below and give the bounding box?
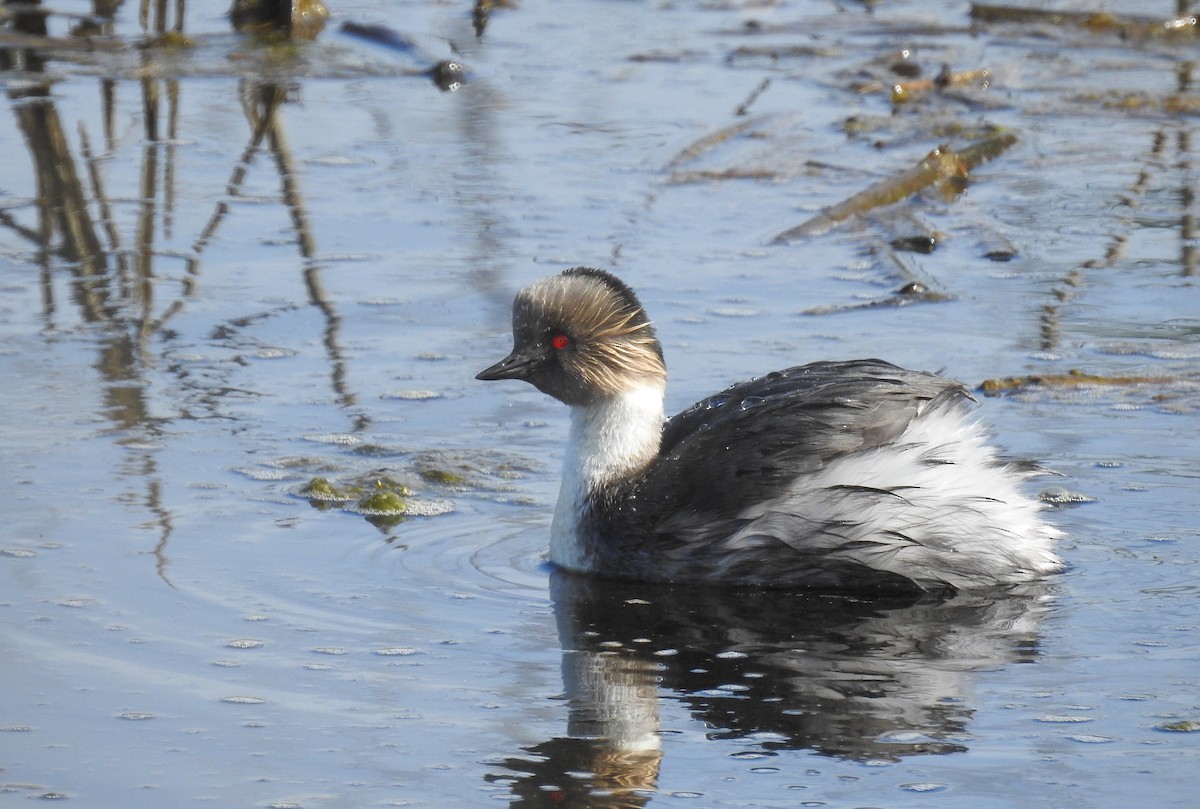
[477,268,1062,592]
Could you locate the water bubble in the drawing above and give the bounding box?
[385,389,445,401]
[901,782,949,793]
[302,433,363,446]
[708,306,760,318]
[1067,734,1114,744]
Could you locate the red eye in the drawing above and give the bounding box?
[550,333,570,350]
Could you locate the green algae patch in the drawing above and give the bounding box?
[357,489,409,513]
[1156,720,1200,733]
[419,468,468,486]
[286,450,530,530]
[300,477,355,502]
[294,472,447,531]
[299,475,412,504]
[412,452,495,489]
[356,487,409,530]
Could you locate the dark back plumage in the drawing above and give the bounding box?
[659,359,966,479]
[578,359,980,589]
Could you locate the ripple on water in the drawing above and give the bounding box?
[301,433,364,446]
[382,389,446,401]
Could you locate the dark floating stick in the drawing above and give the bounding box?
[340,20,420,54]
[801,282,952,315]
[340,20,467,91]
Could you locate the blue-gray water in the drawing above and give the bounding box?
[2,0,1198,806]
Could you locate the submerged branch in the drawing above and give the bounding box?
[666,115,768,168]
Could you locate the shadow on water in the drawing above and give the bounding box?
[490,570,1053,807]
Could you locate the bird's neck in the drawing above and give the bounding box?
[564,384,666,490]
[550,384,665,569]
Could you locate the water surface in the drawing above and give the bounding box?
[2,0,1198,806]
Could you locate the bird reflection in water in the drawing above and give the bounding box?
[488,570,1052,807]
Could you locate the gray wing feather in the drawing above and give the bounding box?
[643,359,969,516]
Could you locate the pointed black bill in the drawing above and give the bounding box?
[476,348,543,382]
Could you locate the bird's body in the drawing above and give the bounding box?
[478,268,1062,592]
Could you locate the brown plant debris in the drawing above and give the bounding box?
[978,369,1176,396]
[969,4,1198,40]
[772,131,1018,242]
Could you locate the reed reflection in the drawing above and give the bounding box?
[1,2,366,579]
[1039,58,1198,349]
[490,571,1053,806]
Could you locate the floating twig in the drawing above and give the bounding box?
[970,4,1198,39]
[772,131,1017,242]
[801,281,952,315]
[979,369,1177,396]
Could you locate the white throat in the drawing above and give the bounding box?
[550,383,665,570]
